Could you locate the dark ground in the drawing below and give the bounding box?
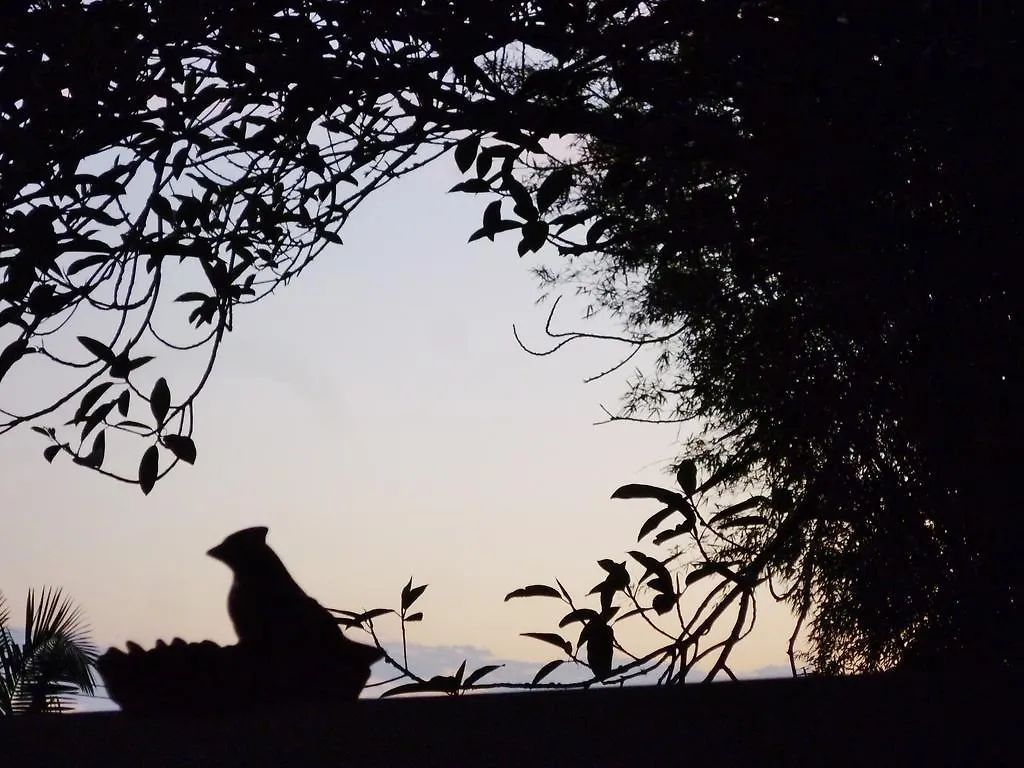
[1,673,1015,766]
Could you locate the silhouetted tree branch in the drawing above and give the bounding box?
[3,0,1021,676]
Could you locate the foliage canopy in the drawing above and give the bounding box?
[1,1,1020,675]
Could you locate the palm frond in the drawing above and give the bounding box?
[1,590,18,715]
[24,587,98,692]
[1,588,98,715]
[0,597,17,717]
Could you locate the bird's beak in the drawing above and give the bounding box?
[206,544,224,561]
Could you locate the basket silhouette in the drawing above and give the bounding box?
[98,636,379,714]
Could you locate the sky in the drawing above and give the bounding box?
[1,155,798,709]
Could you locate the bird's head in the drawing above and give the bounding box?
[207,526,270,567]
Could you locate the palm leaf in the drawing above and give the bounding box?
[2,588,98,715]
[1,591,17,716]
[26,587,97,686]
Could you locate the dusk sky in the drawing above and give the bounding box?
[1,157,797,706]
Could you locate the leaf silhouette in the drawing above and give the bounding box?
[647,575,674,595]
[73,430,105,469]
[454,135,480,173]
[151,194,174,222]
[676,459,698,496]
[401,579,427,611]
[380,678,453,698]
[637,506,675,542]
[555,579,572,602]
[347,608,393,624]
[81,400,115,440]
[475,151,493,178]
[517,220,548,255]
[162,435,197,464]
[506,177,536,220]
[77,336,116,364]
[110,354,154,379]
[175,292,210,303]
[0,339,28,382]
[586,217,612,246]
[113,420,151,432]
[531,659,564,685]
[72,382,114,424]
[653,523,694,546]
[708,496,766,526]
[521,632,572,656]
[627,551,672,586]
[150,378,170,424]
[66,253,110,276]
[652,593,677,615]
[139,445,159,495]
[449,178,491,194]
[558,608,599,628]
[686,563,738,586]
[596,559,630,590]
[468,219,519,242]
[611,483,687,509]
[536,168,573,213]
[504,584,562,601]
[170,145,190,180]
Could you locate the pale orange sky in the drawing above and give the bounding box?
[0,159,797,681]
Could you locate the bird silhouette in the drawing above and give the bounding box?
[207,526,382,698]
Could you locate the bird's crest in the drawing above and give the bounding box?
[206,526,269,561]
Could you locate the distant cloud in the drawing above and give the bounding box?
[366,642,593,694]
[738,664,791,680]
[365,642,793,696]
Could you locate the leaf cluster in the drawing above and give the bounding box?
[0,588,98,715]
[348,462,796,694]
[3,1,1020,674]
